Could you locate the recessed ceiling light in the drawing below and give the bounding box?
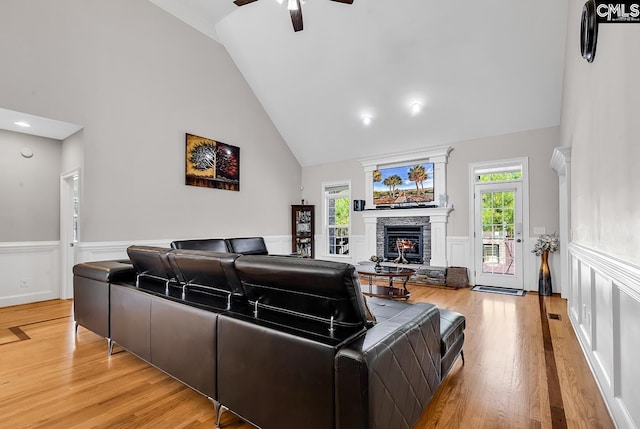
[410,102,423,115]
[14,121,31,128]
[362,115,372,126]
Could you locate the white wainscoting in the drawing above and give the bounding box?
[0,241,61,307]
[457,235,561,292]
[447,236,471,269]
[75,236,293,264]
[568,242,640,429]
[74,239,172,263]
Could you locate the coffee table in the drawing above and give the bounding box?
[356,264,415,300]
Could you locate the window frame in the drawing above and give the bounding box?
[322,180,351,258]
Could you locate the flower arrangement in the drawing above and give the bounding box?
[532,232,559,256]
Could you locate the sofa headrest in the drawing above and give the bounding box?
[170,238,230,253]
[234,255,369,329]
[126,246,174,286]
[226,237,269,255]
[168,249,244,298]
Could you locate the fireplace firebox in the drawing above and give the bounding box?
[384,225,424,264]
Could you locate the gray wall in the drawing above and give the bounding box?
[0,0,301,242]
[0,130,61,242]
[302,126,560,241]
[446,126,560,237]
[561,0,640,265]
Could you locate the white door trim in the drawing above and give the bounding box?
[60,169,80,300]
[468,158,530,288]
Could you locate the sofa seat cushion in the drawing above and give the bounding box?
[439,309,465,356]
[364,296,413,322]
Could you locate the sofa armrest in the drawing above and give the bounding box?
[335,303,441,429]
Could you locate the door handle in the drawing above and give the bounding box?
[70,243,75,247]
[516,239,522,243]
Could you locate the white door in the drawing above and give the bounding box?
[60,171,80,299]
[474,182,524,289]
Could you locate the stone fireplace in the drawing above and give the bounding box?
[377,218,430,264]
[362,207,452,267]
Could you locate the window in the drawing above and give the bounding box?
[475,165,523,183]
[324,183,350,256]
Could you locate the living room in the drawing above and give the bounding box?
[0,0,638,428]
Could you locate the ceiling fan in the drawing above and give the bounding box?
[233,0,353,32]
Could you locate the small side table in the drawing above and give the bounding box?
[356,265,415,300]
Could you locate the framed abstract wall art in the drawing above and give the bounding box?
[185,133,240,191]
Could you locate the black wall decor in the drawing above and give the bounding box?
[581,0,598,62]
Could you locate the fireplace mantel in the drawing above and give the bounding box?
[360,207,453,267]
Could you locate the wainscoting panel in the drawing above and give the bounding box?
[447,236,470,269]
[75,236,293,264]
[75,239,172,263]
[0,242,60,307]
[568,242,640,429]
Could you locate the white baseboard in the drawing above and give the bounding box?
[568,242,640,429]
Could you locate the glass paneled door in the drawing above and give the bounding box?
[474,182,523,289]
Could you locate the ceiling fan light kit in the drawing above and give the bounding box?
[234,0,354,32]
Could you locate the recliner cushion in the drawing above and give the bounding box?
[170,238,230,253]
[234,255,369,328]
[167,249,244,297]
[226,237,269,255]
[126,246,175,286]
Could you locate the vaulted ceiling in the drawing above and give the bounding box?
[155,0,568,166]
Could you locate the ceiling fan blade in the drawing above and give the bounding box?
[290,0,303,32]
[234,0,259,6]
[330,0,353,4]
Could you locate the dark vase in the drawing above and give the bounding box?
[538,250,552,296]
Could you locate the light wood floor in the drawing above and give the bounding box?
[0,287,614,429]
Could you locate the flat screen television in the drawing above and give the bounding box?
[373,162,434,207]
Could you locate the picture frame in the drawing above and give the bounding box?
[185,133,240,191]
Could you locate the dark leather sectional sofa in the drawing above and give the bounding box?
[72,238,465,429]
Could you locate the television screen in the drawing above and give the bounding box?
[373,162,434,206]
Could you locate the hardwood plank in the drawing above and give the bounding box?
[0,290,614,429]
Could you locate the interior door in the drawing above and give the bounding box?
[474,182,523,289]
[60,171,79,299]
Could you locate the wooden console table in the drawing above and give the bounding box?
[356,265,415,300]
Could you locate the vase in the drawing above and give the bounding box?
[538,250,552,296]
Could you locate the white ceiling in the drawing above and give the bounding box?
[151,0,568,167]
[0,107,83,141]
[7,1,568,165]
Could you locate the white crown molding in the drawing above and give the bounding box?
[359,145,453,169]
